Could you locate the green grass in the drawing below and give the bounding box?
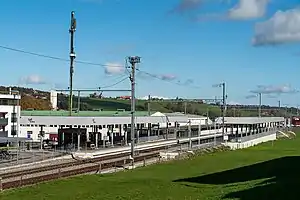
[79,98,177,113]
[2,136,300,200]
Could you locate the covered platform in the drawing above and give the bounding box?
[215,117,285,149]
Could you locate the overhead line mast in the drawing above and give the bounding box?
[69,11,77,116]
[128,56,141,164]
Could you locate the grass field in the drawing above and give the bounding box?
[2,136,300,200]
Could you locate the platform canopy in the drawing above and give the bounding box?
[215,117,285,125]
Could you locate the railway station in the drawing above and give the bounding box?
[19,111,216,150]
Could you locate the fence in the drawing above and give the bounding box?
[0,149,67,169]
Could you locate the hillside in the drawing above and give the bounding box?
[0,86,293,118]
[0,86,51,110]
[63,96,285,118]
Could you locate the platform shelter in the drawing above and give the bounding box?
[215,117,285,149]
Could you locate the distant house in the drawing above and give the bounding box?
[119,96,131,100]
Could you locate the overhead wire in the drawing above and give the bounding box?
[136,69,201,89]
[0,45,121,68]
[100,76,129,89]
[0,44,201,89]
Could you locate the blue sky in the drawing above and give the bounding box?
[1,0,300,106]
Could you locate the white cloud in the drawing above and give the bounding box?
[250,84,299,94]
[184,79,194,85]
[245,94,258,99]
[193,0,269,21]
[252,9,300,46]
[160,74,177,81]
[19,75,46,85]
[104,63,125,75]
[136,71,177,81]
[228,0,269,20]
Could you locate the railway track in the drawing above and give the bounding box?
[2,152,159,190]
[0,144,174,179]
[0,144,177,190]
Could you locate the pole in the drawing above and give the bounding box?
[198,121,201,147]
[129,56,140,161]
[184,102,187,114]
[175,122,178,139]
[148,95,151,116]
[188,120,191,150]
[77,91,80,112]
[13,93,19,163]
[69,11,76,116]
[40,125,44,150]
[214,121,217,146]
[166,117,169,140]
[258,93,262,117]
[206,108,209,130]
[130,61,136,160]
[221,82,226,142]
[12,93,16,138]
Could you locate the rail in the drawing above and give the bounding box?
[0,133,225,191]
[0,145,175,190]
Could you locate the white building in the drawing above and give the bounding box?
[0,92,24,143]
[19,111,212,142]
[50,90,58,110]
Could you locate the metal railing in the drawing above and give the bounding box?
[229,130,277,143]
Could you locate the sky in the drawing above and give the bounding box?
[1,0,300,106]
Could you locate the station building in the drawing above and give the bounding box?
[20,110,214,149]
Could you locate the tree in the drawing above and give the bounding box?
[165,103,172,110]
[194,109,201,115]
[21,95,51,110]
[186,104,194,114]
[175,102,183,112]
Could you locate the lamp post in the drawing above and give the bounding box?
[10,90,20,163]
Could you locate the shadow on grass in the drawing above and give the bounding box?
[173,156,300,200]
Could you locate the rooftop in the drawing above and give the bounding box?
[21,110,154,117]
[215,117,285,124]
[152,112,206,118]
